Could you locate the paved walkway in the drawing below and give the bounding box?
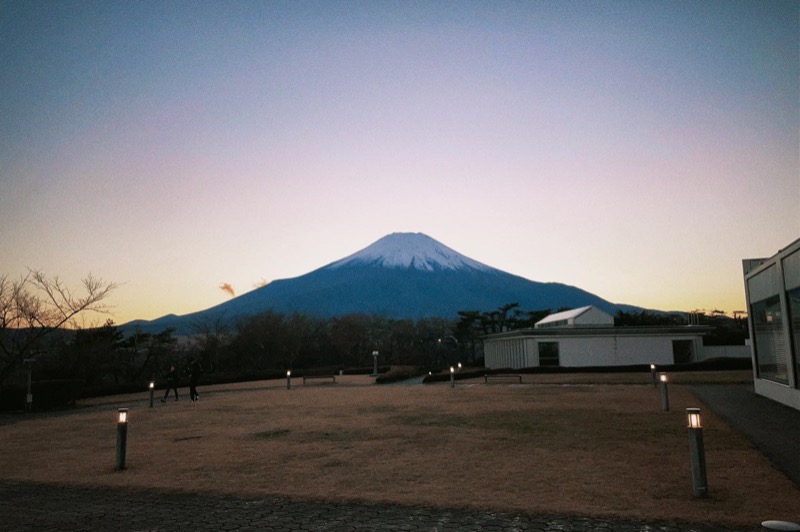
[1,481,751,532]
[2,382,797,531]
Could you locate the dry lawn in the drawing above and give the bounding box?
[1,373,798,528]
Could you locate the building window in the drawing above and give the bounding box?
[539,342,560,367]
[751,295,789,384]
[787,287,800,388]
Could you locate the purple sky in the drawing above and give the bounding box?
[2,1,798,324]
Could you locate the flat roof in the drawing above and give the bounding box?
[485,325,712,340]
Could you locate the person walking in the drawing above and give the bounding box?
[161,365,179,402]
[186,357,203,402]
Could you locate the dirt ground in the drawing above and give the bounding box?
[1,372,797,528]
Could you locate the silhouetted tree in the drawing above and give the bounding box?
[0,270,116,387]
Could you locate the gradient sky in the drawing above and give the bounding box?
[2,1,798,325]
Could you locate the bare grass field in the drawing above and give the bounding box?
[1,372,798,528]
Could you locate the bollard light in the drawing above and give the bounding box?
[686,408,708,497]
[687,408,701,429]
[148,381,155,408]
[650,364,657,386]
[24,358,35,412]
[286,370,292,390]
[450,366,455,388]
[372,350,379,377]
[116,408,129,471]
[458,362,462,370]
[659,372,669,412]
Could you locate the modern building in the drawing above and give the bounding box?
[483,306,711,369]
[743,237,800,411]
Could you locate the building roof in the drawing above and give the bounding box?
[535,306,594,327]
[484,325,712,340]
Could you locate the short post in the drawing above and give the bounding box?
[686,408,708,497]
[148,381,155,408]
[286,370,292,390]
[24,358,35,412]
[650,364,657,386]
[116,408,129,471]
[659,372,669,412]
[450,366,455,388]
[372,350,379,376]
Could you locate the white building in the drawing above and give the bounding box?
[743,237,800,411]
[483,306,710,369]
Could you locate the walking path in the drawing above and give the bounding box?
[2,381,797,531]
[1,481,750,532]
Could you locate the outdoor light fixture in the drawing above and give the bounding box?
[450,366,455,388]
[116,408,129,471]
[686,408,701,429]
[685,408,708,497]
[148,381,155,408]
[650,364,657,386]
[458,362,462,370]
[24,358,35,412]
[372,350,379,377]
[286,370,292,390]
[659,372,669,412]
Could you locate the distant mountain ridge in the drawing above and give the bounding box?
[124,233,639,334]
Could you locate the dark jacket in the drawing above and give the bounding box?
[187,360,202,385]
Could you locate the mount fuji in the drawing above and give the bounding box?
[125,233,637,334]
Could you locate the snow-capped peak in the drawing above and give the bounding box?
[326,233,492,272]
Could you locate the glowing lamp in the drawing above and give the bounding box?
[659,373,668,383]
[115,408,129,471]
[687,408,701,429]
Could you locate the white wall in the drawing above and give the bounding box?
[484,333,707,369]
[575,307,614,327]
[551,336,675,367]
[700,345,750,360]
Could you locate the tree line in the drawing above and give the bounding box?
[0,271,747,400]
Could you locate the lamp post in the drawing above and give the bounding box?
[116,408,129,471]
[450,366,455,388]
[286,370,292,390]
[659,373,669,412]
[686,408,708,498]
[148,381,155,408]
[24,358,36,412]
[372,350,379,377]
[650,364,657,386]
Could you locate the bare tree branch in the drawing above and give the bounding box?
[0,271,117,386]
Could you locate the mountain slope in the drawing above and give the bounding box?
[124,233,637,334]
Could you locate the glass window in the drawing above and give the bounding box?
[751,295,789,384]
[539,342,560,367]
[787,287,800,388]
